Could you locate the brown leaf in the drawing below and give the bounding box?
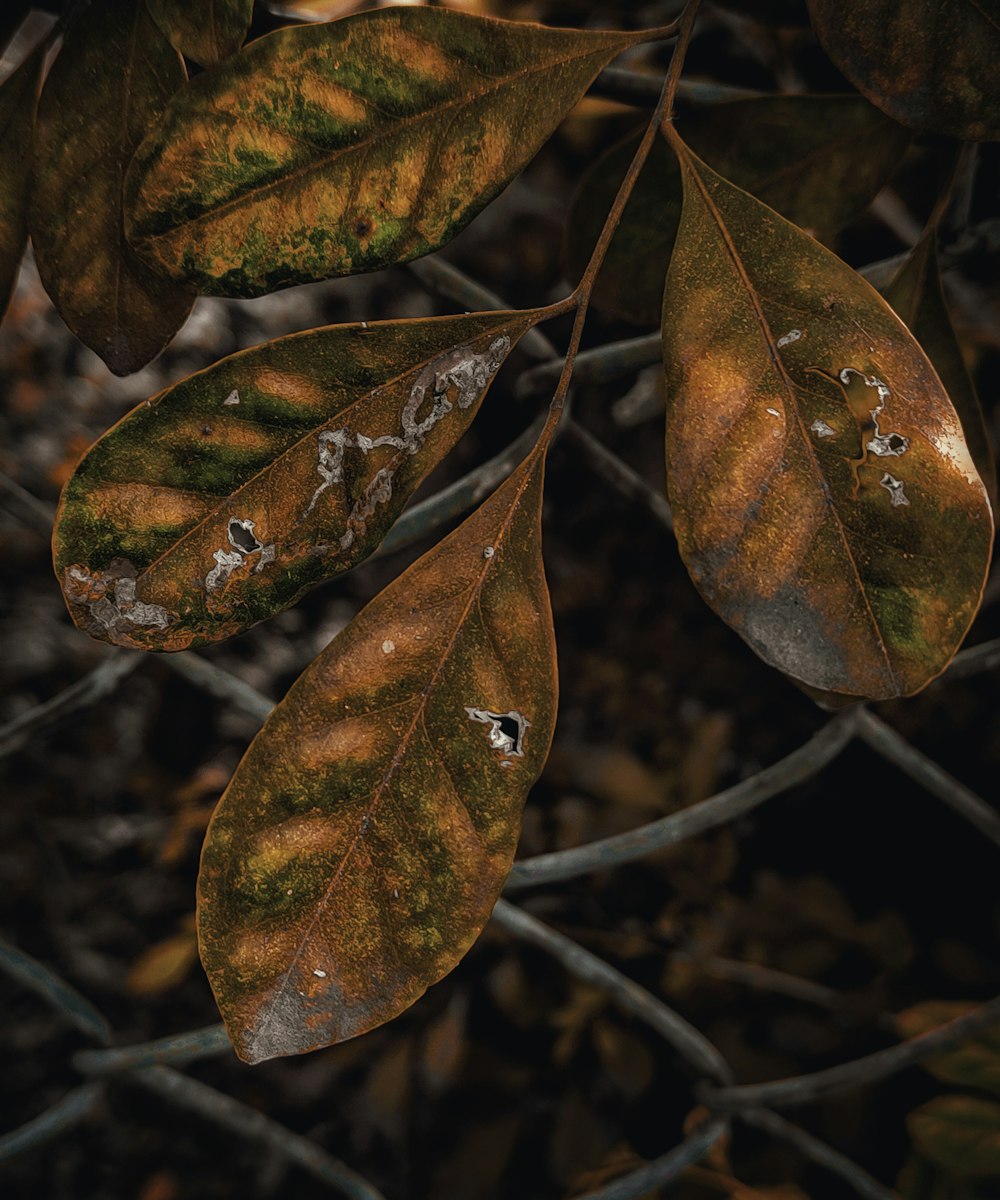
[808,0,1000,141]
[883,231,998,510]
[197,448,557,1062]
[124,8,641,296]
[0,44,41,325]
[127,930,199,996]
[146,0,252,67]
[30,0,194,374]
[897,1002,1000,1098]
[53,308,543,650]
[661,132,993,700]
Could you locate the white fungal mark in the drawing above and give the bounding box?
[393,888,399,899]
[777,329,802,348]
[313,969,327,978]
[837,367,909,458]
[205,518,273,592]
[382,639,395,654]
[482,546,495,559]
[766,407,781,418]
[880,473,910,506]
[302,337,512,532]
[224,388,241,406]
[465,707,530,758]
[64,563,172,635]
[810,419,836,438]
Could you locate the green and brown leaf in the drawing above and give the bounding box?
[197,448,556,1063]
[124,7,640,296]
[565,94,910,325]
[909,1095,1000,1179]
[807,0,1000,141]
[146,0,253,67]
[660,134,993,700]
[29,0,195,375]
[53,309,543,651]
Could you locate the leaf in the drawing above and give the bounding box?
[0,44,42,325]
[127,929,199,996]
[565,95,910,325]
[883,231,998,511]
[197,448,556,1063]
[146,0,253,67]
[54,308,543,651]
[123,8,640,297]
[660,134,993,701]
[807,0,1000,141]
[897,1002,1000,1097]
[909,1096,1000,1179]
[29,0,195,375]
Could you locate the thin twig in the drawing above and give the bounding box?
[577,1116,729,1200]
[74,1023,232,1075]
[162,653,275,724]
[935,636,1000,684]
[132,1067,388,1200]
[0,651,142,761]
[591,66,759,107]
[700,994,1000,1111]
[742,1109,899,1200]
[564,422,673,528]
[515,333,661,399]
[506,710,857,889]
[855,710,1000,850]
[0,1083,105,1163]
[492,898,732,1084]
[0,470,55,534]
[0,935,111,1045]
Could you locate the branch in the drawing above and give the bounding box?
[132,1067,387,1200]
[492,898,732,1084]
[506,710,857,889]
[0,1083,105,1164]
[577,1116,729,1200]
[74,1023,232,1075]
[0,935,111,1045]
[700,994,1000,1111]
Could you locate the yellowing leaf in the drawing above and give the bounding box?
[566,94,910,325]
[909,1095,1000,1179]
[807,0,1000,141]
[30,0,194,375]
[127,930,199,996]
[124,8,640,296]
[883,231,998,511]
[661,133,993,700]
[146,0,252,67]
[197,449,556,1063]
[0,44,42,325]
[53,308,542,651]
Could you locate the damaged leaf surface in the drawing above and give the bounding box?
[0,45,42,324]
[883,231,998,510]
[661,136,993,700]
[147,0,253,67]
[124,8,639,296]
[30,0,194,375]
[565,94,910,325]
[807,0,1000,141]
[53,309,542,650]
[197,450,556,1063]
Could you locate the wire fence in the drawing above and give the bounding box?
[2,244,999,1199]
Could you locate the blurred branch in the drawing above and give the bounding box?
[493,899,732,1084]
[578,1115,729,1200]
[0,650,142,761]
[855,709,1000,850]
[0,1083,105,1164]
[515,333,661,399]
[74,1023,232,1075]
[935,636,1000,684]
[0,935,111,1044]
[741,1109,900,1200]
[162,652,275,724]
[591,66,759,106]
[506,710,857,889]
[0,470,55,534]
[564,420,673,529]
[133,1067,388,1200]
[700,994,1000,1111]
